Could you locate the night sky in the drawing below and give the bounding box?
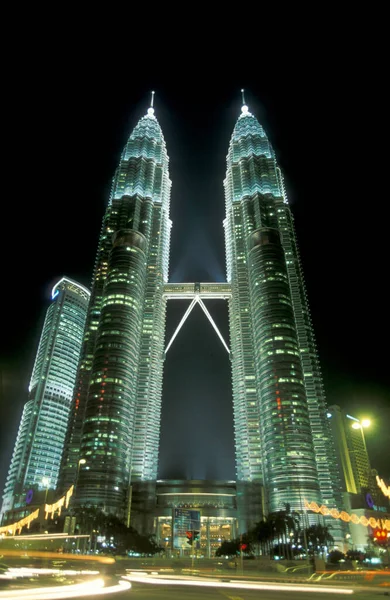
[1,28,389,496]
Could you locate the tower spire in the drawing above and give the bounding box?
[147,91,155,117]
[240,89,249,115]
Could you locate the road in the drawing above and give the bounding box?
[106,580,386,599]
[0,556,388,599]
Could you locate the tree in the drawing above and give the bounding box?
[267,504,299,560]
[328,549,345,564]
[250,519,273,557]
[215,540,239,557]
[346,549,364,561]
[70,506,162,556]
[215,537,253,558]
[283,503,300,533]
[305,524,334,559]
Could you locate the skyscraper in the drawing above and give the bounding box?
[60,100,172,515]
[327,406,388,549]
[327,406,374,496]
[224,97,343,525]
[58,94,343,538]
[0,277,90,521]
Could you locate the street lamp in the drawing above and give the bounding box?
[78,458,86,474]
[42,477,50,505]
[291,463,310,571]
[297,484,310,568]
[76,459,86,487]
[350,417,371,452]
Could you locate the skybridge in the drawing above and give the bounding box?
[163,282,231,355]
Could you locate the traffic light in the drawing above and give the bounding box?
[193,530,200,541]
[186,531,193,546]
[239,543,248,551]
[373,529,388,545]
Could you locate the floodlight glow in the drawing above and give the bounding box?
[361,418,371,428]
[351,422,361,429]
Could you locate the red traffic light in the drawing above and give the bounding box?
[186,531,193,545]
[373,529,388,544]
[240,543,248,551]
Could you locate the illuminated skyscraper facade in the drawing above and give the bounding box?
[0,277,90,520]
[60,103,172,515]
[327,406,375,496]
[57,95,343,537]
[224,100,342,521]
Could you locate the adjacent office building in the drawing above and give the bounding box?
[327,405,389,549]
[0,277,90,522]
[327,406,373,496]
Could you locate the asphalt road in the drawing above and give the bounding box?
[1,557,388,600]
[105,581,388,599]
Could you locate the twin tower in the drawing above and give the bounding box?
[8,95,343,529]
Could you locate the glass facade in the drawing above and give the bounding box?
[152,479,238,557]
[328,406,373,495]
[224,104,343,532]
[50,97,345,544]
[0,278,90,520]
[60,107,172,515]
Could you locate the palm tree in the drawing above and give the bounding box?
[251,519,273,556]
[267,504,300,559]
[268,511,289,558]
[306,524,334,559]
[282,503,300,559]
[283,503,300,532]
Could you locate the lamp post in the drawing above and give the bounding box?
[42,477,50,505]
[75,459,87,550]
[351,418,371,453]
[350,417,371,492]
[77,458,86,477]
[76,458,86,490]
[291,463,310,571]
[297,484,310,570]
[41,477,50,533]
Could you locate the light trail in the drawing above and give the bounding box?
[3,567,99,578]
[123,573,354,594]
[0,577,131,599]
[0,549,114,563]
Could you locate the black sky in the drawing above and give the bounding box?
[1,22,389,494]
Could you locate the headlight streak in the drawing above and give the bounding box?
[0,550,114,564]
[6,568,100,578]
[123,574,353,595]
[0,577,131,599]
